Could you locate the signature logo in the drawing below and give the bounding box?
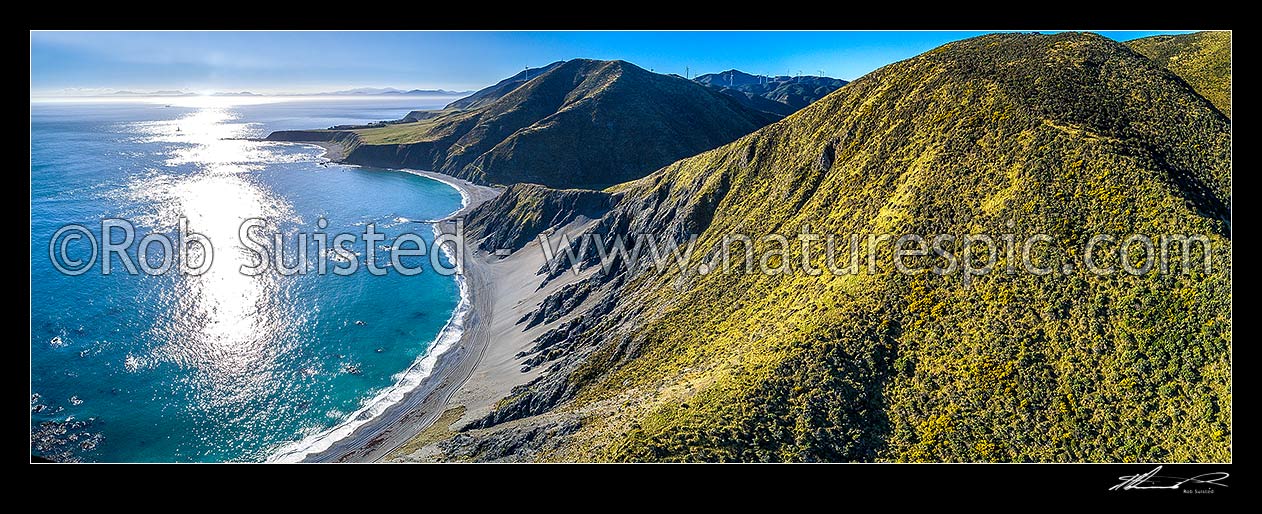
[1110,466,1229,491]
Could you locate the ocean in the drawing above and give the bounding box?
[30,96,466,462]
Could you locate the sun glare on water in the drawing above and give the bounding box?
[127,104,304,411]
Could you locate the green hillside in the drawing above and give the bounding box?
[1128,31,1231,117]
[336,59,778,189]
[448,32,1231,462]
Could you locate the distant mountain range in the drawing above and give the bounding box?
[271,59,779,189]
[693,70,848,116]
[396,67,844,127]
[108,90,198,97]
[91,88,471,98]
[317,87,472,96]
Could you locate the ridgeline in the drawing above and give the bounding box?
[431,32,1231,462]
[269,59,778,189]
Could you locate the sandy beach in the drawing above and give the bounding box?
[285,140,597,462]
[308,141,347,162]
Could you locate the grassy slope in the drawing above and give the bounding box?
[1127,31,1231,118]
[346,59,776,189]
[463,33,1231,462]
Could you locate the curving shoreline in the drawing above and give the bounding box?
[270,141,503,462]
[296,237,492,462]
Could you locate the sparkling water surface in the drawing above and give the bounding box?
[30,96,464,462]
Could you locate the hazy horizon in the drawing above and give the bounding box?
[29,89,473,100]
[30,30,1191,97]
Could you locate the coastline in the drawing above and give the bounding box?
[400,169,500,219]
[270,138,595,463]
[273,139,498,218]
[270,140,503,462]
[292,233,492,462]
[388,205,605,461]
[298,140,348,162]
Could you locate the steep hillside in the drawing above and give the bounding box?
[464,183,619,252]
[283,59,777,189]
[1128,31,1231,117]
[429,32,1231,462]
[445,62,566,111]
[695,70,848,116]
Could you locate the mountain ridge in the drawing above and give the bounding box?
[445,62,566,110]
[1127,31,1231,117]
[414,32,1231,462]
[271,59,779,189]
[693,70,848,116]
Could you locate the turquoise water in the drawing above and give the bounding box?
[30,97,465,462]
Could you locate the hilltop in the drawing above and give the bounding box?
[412,32,1231,462]
[270,59,778,189]
[1128,31,1231,117]
[445,62,566,110]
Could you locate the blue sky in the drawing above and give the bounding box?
[30,31,1191,95]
